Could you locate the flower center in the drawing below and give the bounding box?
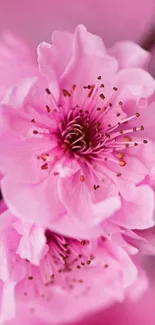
[58,108,102,156]
[31,79,148,173]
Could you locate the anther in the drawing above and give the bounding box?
[81,240,86,245]
[124,136,131,142]
[80,175,85,182]
[136,112,140,117]
[119,160,126,167]
[33,130,38,134]
[104,264,109,268]
[116,152,124,159]
[143,140,148,144]
[93,185,100,190]
[100,94,105,100]
[46,105,50,113]
[41,163,48,170]
[41,154,49,161]
[63,89,71,97]
[113,87,118,91]
[28,276,33,280]
[88,85,95,97]
[72,84,76,91]
[45,88,51,94]
[31,119,35,123]
[97,76,101,80]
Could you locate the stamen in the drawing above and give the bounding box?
[63,89,71,97]
[88,85,95,97]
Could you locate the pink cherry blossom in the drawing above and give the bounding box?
[0,207,147,324]
[0,25,155,239]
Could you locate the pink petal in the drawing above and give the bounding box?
[0,282,16,324]
[38,31,73,80]
[114,68,155,97]
[58,172,94,224]
[1,175,65,226]
[0,134,53,183]
[48,196,121,239]
[48,212,103,239]
[112,185,154,229]
[61,25,118,87]
[108,155,148,185]
[0,210,14,232]
[92,196,121,225]
[2,77,37,109]
[16,223,47,266]
[109,41,151,69]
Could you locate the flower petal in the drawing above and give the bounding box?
[109,41,151,69]
[112,185,155,229]
[58,171,94,224]
[1,175,65,225]
[16,223,47,266]
[38,31,73,80]
[0,134,53,183]
[0,282,16,324]
[2,77,37,108]
[114,68,155,97]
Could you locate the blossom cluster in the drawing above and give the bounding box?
[0,25,155,324]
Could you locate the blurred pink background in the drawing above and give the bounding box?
[0,0,155,47]
[1,1,155,324]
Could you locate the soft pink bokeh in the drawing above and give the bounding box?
[0,0,154,46]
